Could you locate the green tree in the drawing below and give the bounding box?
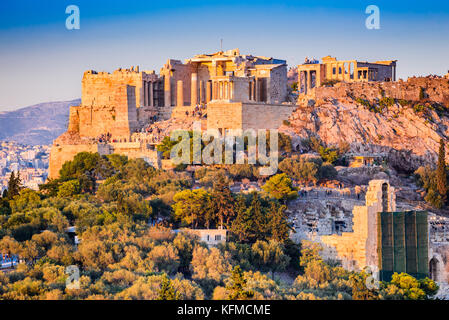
[381,273,438,300]
[157,274,180,300]
[57,180,81,198]
[349,271,379,300]
[211,173,235,228]
[267,202,291,243]
[251,240,290,279]
[6,171,21,199]
[262,173,297,202]
[230,196,255,243]
[436,138,447,202]
[173,189,212,228]
[226,265,254,300]
[319,146,339,164]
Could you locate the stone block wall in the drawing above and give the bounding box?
[315,77,449,105]
[320,180,395,272]
[207,101,297,131]
[49,143,111,179]
[70,84,137,139]
[49,141,160,179]
[268,65,288,104]
[82,68,158,108]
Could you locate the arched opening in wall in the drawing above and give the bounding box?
[382,183,388,212]
[429,258,439,281]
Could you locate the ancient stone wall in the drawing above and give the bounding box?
[160,60,193,107]
[49,143,111,178]
[82,68,158,108]
[268,65,288,104]
[320,180,396,271]
[207,101,297,131]
[315,78,449,105]
[70,84,137,139]
[49,141,160,179]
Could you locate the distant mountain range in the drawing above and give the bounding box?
[0,99,80,145]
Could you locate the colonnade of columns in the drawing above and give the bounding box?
[212,80,234,100]
[299,70,315,94]
[142,80,161,107]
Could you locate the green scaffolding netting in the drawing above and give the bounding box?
[378,211,428,281]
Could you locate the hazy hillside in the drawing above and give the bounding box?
[0,99,80,145]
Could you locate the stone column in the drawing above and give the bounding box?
[255,79,260,101]
[177,80,184,107]
[308,71,313,91]
[144,81,148,106]
[230,81,234,100]
[164,76,171,107]
[191,73,198,106]
[199,80,204,103]
[206,81,212,102]
[149,82,153,107]
[251,81,256,100]
[224,82,228,100]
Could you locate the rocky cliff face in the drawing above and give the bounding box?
[280,98,449,172]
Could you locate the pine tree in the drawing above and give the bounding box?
[250,193,267,241]
[226,265,254,300]
[436,139,448,201]
[267,203,290,243]
[230,196,254,243]
[157,274,180,300]
[6,171,21,199]
[212,173,235,228]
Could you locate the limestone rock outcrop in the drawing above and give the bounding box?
[281,99,449,172]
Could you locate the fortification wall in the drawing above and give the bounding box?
[49,141,160,179]
[320,180,396,272]
[315,78,449,105]
[49,143,111,179]
[68,84,139,139]
[207,101,296,131]
[82,69,157,108]
[269,65,288,104]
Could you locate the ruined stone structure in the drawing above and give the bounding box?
[313,179,449,284]
[160,48,288,107]
[313,77,449,104]
[50,49,296,178]
[320,180,397,272]
[71,67,163,139]
[49,67,164,178]
[298,56,397,97]
[159,48,297,132]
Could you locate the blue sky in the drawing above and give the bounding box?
[0,0,448,111]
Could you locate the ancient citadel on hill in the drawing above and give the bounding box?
[47,48,449,286]
[49,48,449,178]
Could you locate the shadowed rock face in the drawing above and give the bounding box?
[0,99,80,145]
[280,99,449,172]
